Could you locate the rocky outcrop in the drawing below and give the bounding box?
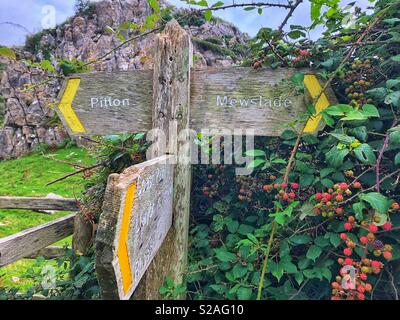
[0,0,248,159]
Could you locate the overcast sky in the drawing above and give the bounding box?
[0,0,374,47]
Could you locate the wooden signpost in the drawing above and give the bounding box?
[55,20,336,300]
[96,155,174,299]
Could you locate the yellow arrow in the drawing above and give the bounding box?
[58,78,86,133]
[117,182,136,295]
[303,74,331,133]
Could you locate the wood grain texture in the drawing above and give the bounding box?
[25,246,67,259]
[55,68,336,137]
[134,19,193,300]
[191,67,306,135]
[56,70,153,136]
[95,156,174,300]
[0,214,75,267]
[0,197,78,211]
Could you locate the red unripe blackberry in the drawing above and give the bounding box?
[325,194,332,201]
[365,283,372,292]
[274,183,280,189]
[339,183,349,190]
[343,248,352,256]
[368,224,378,233]
[353,181,361,189]
[360,236,369,245]
[291,183,299,189]
[383,251,392,260]
[345,258,353,266]
[315,193,323,200]
[281,182,287,189]
[371,260,381,268]
[289,192,296,199]
[336,207,343,214]
[348,216,355,223]
[357,293,365,300]
[382,222,392,231]
[344,223,353,231]
[336,194,344,202]
[357,285,365,293]
[359,273,367,281]
[283,193,289,200]
[340,233,347,240]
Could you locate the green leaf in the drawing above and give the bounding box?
[322,112,335,126]
[289,235,312,245]
[326,147,349,168]
[291,72,304,91]
[237,286,252,300]
[204,10,212,21]
[247,159,266,169]
[359,192,389,214]
[354,143,376,165]
[341,110,367,121]
[214,248,236,262]
[392,54,400,62]
[298,258,311,270]
[294,272,304,285]
[349,126,367,142]
[314,236,330,248]
[325,104,353,116]
[232,263,248,279]
[40,60,56,72]
[306,245,322,262]
[237,224,255,236]
[287,30,306,39]
[281,260,297,274]
[329,233,341,248]
[0,47,16,60]
[395,152,400,166]
[210,284,227,295]
[390,129,400,146]
[361,104,380,117]
[212,1,224,7]
[148,0,161,12]
[353,202,366,220]
[245,149,265,157]
[385,91,400,107]
[366,88,387,102]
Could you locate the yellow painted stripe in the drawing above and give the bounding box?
[304,74,331,133]
[117,182,136,295]
[58,78,86,133]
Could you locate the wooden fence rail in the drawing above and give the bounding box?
[0,196,79,211]
[0,214,75,267]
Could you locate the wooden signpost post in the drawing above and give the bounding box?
[56,20,335,300]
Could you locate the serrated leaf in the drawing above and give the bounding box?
[204,10,212,21]
[214,248,236,262]
[290,235,312,245]
[354,143,376,165]
[245,149,265,157]
[237,286,252,300]
[359,192,389,214]
[247,159,266,169]
[361,104,380,117]
[306,245,322,262]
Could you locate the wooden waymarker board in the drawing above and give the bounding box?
[95,155,174,300]
[56,68,335,137]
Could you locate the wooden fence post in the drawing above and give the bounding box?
[134,19,193,299]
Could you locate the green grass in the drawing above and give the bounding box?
[0,146,95,291]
